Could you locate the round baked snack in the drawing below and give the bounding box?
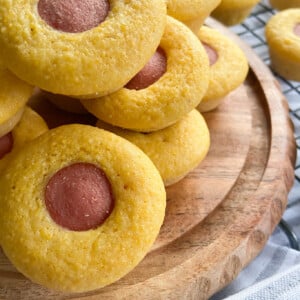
[0,0,167,97]
[166,0,221,33]
[196,26,249,112]
[0,106,48,173]
[266,9,300,82]
[0,64,33,138]
[269,0,300,10]
[212,0,260,26]
[0,124,166,292]
[82,16,209,132]
[97,109,210,186]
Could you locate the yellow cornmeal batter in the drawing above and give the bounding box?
[0,106,48,173]
[266,9,300,82]
[0,64,33,137]
[0,0,166,97]
[97,109,210,186]
[196,26,249,112]
[0,124,166,292]
[269,0,300,10]
[82,17,209,132]
[166,0,221,33]
[212,0,260,26]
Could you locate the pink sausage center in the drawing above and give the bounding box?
[125,47,167,90]
[202,43,218,66]
[45,163,114,231]
[294,23,300,37]
[0,132,14,160]
[38,0,110,33]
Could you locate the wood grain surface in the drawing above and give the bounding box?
[0,18,296,299]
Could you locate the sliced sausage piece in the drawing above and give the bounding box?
[45,162,114,231]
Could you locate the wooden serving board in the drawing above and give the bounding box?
[0,19,296,299]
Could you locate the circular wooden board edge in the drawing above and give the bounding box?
[79,19,297,300]
[97,19,297,300]
[180,18,297,298]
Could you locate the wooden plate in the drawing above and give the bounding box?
[0,18,296,300]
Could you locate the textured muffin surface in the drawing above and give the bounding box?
[0,106,48,173]
[82,17,209,132]
[266,9,300,81]
[166,0,220,31]
[212,0,260,25]
[197,26,249,112]
[97,109,210,186]
[0,124,166,292]
[0,0,167,96]
[0,64,33,137]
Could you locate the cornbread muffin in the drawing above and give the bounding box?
[0,124,166,292]
[97,109,210,186]
[269,0,300,10]
[266,9,300,81]
[0,64,33,138]
[196,26,249,112]
[82,16,209,132]
[166,0,221,33]
[0,0,167,97]
[0,106,48,173]
[212,0,260,26]
[42,91,88,114]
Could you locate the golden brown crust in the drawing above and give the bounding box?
[196,26,249,112]
[97,109,210,186]
[0,66,33,137]
[167,0,221,32]
[0,124,166,292]
[82,17,209,132]
[212,0,260,25]
[167,0,220,21]
[266,9,300,81]
[0,106,48,173]
[0,0,166,96]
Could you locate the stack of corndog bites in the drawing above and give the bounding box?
[0,0,249,293]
